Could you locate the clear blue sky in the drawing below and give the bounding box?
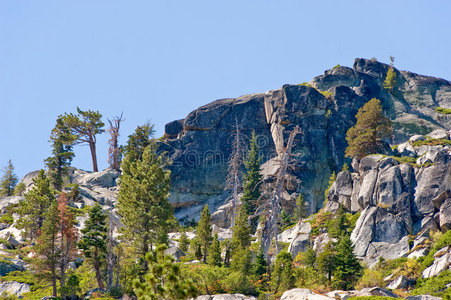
[1,1,450,178]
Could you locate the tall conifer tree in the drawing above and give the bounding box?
[45,116,76,191]
[79,204,108,289]
[0,160,18,196]
[117,145,174,272]
[197,205,212,263]
[17,170,56,240]
[241,131,262,219]
[345,98,392,159]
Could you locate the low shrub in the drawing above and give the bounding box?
[435,107,451,115]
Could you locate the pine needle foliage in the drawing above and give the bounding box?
[16,170,56,241]
[197,205,213,263]
[241,131,262,218]
[345,98,393,159]
[118,145,174,272]
[134,244,198,300]
[0,160,18,196]
[78,204,108,289]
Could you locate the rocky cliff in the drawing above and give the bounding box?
[159,58,451,222]
[324,131,451,264]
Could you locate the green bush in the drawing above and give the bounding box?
[435,107,451,115]
[0,213,14,225]
[355,268,385,289]
[319,90,333,99]
[412,270,451,297]
[374,257,408,278]
[421,230,451,271]
[412,138,451,147]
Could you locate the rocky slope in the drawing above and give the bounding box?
[159,58,451,223]
[325,130,450,265]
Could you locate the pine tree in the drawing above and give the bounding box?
[190,238,203,261]
[327,205,350,238]
[231,205,251,251]
[14,182,26,196]
[45,116,76,191]
[271,251,295,294]
[384,56,397,92]
[333,235,362,290]
[17,170,56,241]
[241,131,262,219]
[222,239,232,267]
[197,205,212,263]
[58,193,78,298]
[317,241,336,282]
[295,192,307,220]
[117,146,174,272]
[123,122,155,165]
[296,246,316,268]
[133,244,198,300]
[231,248,252,274]
[79,204,108,290]
[179,231,189,253]
[34,199,60,297]
[253,249,267,277]
[60,107,105,172]
[207,233,222,267]
[345,98,393,159]
[0,160,18,196]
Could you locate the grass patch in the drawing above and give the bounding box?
[435,107,451,115]
[298,82,314,88]
[332,64,341,70]
[412,138,451,147]
[319,90,333,99]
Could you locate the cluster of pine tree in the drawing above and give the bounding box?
[0,96,397,298]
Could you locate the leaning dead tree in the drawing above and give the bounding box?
[224,118,247,229]
[261,125,302,259]
[107,113,124,171]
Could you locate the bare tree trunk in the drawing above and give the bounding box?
[89,140,98,172]
[225,118,245,229]
[108,114,124,171]
[52,267,58,297]
[94,249,106,290]
[263,126,302,259]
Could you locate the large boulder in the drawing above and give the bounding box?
[357,287,399,298]
[0,281,30,297]
[422,247,451,278]
[72,168,120,189]
[281,288,334,300]
[0,257,26,276]
[326,171,353,212]
[286,222,312,258]
[387,275,409,290]
[439,199,451,231]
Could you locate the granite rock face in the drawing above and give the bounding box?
[325,136,451,264]
[160,58,451,223]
